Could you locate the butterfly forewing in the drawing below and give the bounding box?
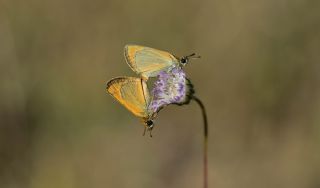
[124,45,179,79]
[106,77,151,118]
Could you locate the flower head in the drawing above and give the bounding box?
[149,67,194,113]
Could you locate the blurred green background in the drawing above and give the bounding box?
[1,0,320,187]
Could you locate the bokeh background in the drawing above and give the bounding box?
[1,0,320,187]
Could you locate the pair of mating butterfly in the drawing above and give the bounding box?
[106,45,199,136]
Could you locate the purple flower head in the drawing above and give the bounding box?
[149,67,194,113]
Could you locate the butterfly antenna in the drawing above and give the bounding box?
[187,53,201,59]
[187,53,196,57]
[142,127,146,136]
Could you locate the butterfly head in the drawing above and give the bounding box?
[179,53,201,66]
[145,120,154,130]
[142,120,154,137]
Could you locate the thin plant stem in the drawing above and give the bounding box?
[192,96,208,188]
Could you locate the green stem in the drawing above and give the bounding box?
[192,96,208,188]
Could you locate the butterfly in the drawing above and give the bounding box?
[124,45,200,80]
[106,77,157,136]
[106,67,194,137]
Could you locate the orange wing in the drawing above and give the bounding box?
[106,77,150,118]
[124,45,179,79]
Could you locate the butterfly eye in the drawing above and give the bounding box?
[180,57,188,64]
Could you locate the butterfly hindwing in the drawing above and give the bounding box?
[106,77,150,118]
[124,45,179,79]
